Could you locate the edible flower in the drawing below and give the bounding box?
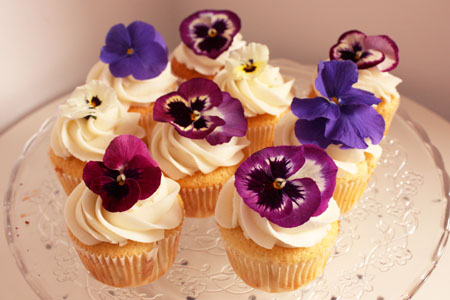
[100,21,168,80]
[235,145,337,228]
[330,29,399,72]
[83,135,162,212]
[226,42,269,80]
[59,80,118,120]
[292,60,385,149]
[180,9,241,59]
[153,78,247,145]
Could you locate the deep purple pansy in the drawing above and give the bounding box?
[100,21,168,80]
[330,30,399,72]
[180,9,241,59]
[153,78,247,145]
[83,135,162,212]
[235,145,337,228]
[292,60,385,150]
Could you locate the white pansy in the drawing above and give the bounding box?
[226,43,269,80]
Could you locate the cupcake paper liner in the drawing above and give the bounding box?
[54,170,82,196]
[71,230,181,287]
[244,123,276,157]
[179,184,223,218]
[223,240,334,292]
[376,96,400,136]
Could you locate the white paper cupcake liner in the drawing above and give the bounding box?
[179,184,222,218]
[245,123,276,157]
[56,171,81,196]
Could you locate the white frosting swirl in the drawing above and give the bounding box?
[51,81,145,161]
[214,64,294,117]
[215,177,340,249]
[149,123,249,180]
[172,33,246,76]
[274,112,382,178]
[353,67,402,102]
[65,175,183,246]
[86,61,177,107]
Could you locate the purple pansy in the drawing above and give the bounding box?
[83,135,162,212]
[235,145,337,228]
[330,30,399,72]
[153,78,247,145]
[100,21,168,80]
[292,60,385,149]
[180,9,241,59]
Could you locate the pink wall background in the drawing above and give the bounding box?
[1,0,449,133]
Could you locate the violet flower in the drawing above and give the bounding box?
[153,78,247,145]
[83,135,162,212]
[330,30,399,72]
[180,9,241,59]
[292,60,385,149]
[100,21,168,80]
[235,145,337,228]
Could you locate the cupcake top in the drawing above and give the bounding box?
[64,135,183,246]
[150,78,249,179]
[214,43,295,117]
[50,80,145,162]
[215,145,340,249]
[87,20,177,107]
[329,29,401,102]
[173,9,245,76]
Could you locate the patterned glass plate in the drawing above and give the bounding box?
[4,60,450,300]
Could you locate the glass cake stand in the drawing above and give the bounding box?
[4,60,450,300]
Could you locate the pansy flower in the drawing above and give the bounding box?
[180,9,241,59]
[235,145,337,228]
[59,80,118,120]
[153,78,247,145]
[100,21,168,80]
[330,30,399,72]
[292,60,385,149]
[225,42,269,80]
[83,135,162,212]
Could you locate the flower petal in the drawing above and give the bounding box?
[325,104,385,149]
[206,92,247,145]
[355,49,385,70]
[103,135,154,170]
[83,161,119,195]
[294,118,334,149]
[315,60,358,99]
[340,88,381,106]
[100,23,131,63]
[100,178,141,212]
[364,35,399,72]
[329,30,367,61]
[291,97,340,121]
[132,42,168,80]
[178,78,223,109]
[125,154,162,199]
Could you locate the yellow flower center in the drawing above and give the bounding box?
[127,48,134,55]
[116,174,126,186]
[243,59,257,73]
[190,110,201,121]
[208,28,218,38]
[89,96,102,108]
[273,178,286,190]
[355,50,362,60]
[331,97,339,104]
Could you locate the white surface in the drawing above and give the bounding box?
[1,0,450,133]
[0,96,450,299]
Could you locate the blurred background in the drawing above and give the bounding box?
[1,0,449,133]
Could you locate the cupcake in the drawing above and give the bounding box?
[214,42,295,155]
[150,78,249,217]
[283,60,385,214]
[327,30,401,135]
[171,9,246,81]
[64,135,184,287]
[215,145,340,292]
[49,80,145,195]
[87,21,178,135]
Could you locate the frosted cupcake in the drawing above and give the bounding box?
[286,60,385,214]
[328,30,401,135]
[49,80,145,195]
[214,42,295,155]
[65,135,183,287]
[215,145,340,292]
[150,78,249,217]
[87,21,177,135]
[171,9,246,81]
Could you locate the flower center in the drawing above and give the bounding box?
[126,48,134,55]
[89,96,102,108]
[331,97,339,104]
[354,50,362,60]
[272,178,286,190]
[190,110,201,121]
[116,174,126,186]
[208,28,218,38]
[243,59,257,73]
